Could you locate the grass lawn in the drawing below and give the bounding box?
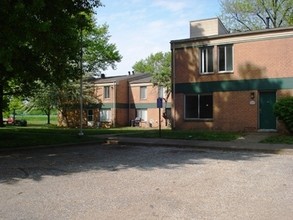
[0,124,242,150]
[1,119,291,150]
[0,126,103,149]
[261,134,293,144]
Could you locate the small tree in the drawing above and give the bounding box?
[274,96,293,133]
[25,83,57,124]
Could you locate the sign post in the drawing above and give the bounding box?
[157,98,163,137]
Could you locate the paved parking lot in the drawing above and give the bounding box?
[0,144,292,220]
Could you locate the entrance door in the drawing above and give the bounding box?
[259,92,276,130]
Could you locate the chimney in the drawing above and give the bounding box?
[101,73,105,79]
[132,71,135,75]
[266,17,270,29]
[128,71,131,75]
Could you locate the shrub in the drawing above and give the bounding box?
[274,96,293,133]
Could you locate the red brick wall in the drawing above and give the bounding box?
[173,34,293,131]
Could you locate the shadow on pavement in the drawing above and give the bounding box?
[0,143,272,184]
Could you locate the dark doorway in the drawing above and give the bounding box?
[259,91,276,130]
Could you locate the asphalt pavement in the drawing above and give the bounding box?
[0,142,292,219]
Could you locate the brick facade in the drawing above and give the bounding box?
[171,18,293,132]
[91,73,171,128]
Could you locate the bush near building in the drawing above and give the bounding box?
[274,97,293,133]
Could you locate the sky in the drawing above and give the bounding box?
[95,0,221,76]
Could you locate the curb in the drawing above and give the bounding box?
[105,137,293,155]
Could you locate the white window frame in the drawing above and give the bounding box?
[218,44,233,72]
[137,109,147,122]
[100,109,112,122]
[200,46,214,74]
[140,86,147,100]
[104,86,110,99]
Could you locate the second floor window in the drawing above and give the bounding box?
[200,46,213,73]
[218,45,233,72]
[104,86,110,99]
[140,86,147,99]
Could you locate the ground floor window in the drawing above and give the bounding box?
[185,94,213,119]
[87,109,94,122]
[136,109,147,121]
[100,109,112,122]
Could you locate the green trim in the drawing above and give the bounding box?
[130,103,157,109]
[101,103,129,109]
[130,103,171,109]
[175,77,293,94]
[101,103,171,109]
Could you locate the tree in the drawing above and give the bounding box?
[26,15,122,127]
[83,22,122,77]
[220,0,293,32]
[274,96,293,133]
[24,83,57,125]
[0,0,102,126]
[133,52,171,99]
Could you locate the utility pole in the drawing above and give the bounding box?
[78,15,84,136]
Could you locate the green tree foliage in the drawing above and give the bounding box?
[220,0,293,31]
[274,96,293,133]
[25,83,58,124]
[83,22,122,77]
[55,79,101,127]
[26,15,121,127]
[0,0,102,126]
[132,52,171,99]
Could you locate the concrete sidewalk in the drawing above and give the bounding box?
[104,133,293,155]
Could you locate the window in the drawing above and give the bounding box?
[104,86,110,99]
[100,109,111,121]
[140,86,147,99]
[136,109,147,121]
[185,94,213,119]
[218,45,233,72]
[87,109,94,122]
[200,46,213,73]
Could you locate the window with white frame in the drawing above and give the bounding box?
[185,94,213,119]
[200,46,214,73]
[218,45,233,72]
[100,109,111,121]
[140,86,147,99]
[87,109,94,122]
[136,109,147,121]
[104,86,110,99]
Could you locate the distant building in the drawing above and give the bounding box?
[59,73,171,128]
[171,18,293,132]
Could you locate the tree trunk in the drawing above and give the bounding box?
[47,109,51,124]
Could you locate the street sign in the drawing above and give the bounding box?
[157,97,163,108]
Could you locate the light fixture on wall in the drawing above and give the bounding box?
[250,92,255,100]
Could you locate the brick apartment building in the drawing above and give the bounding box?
[89,73,171,128]
[170,18,293,132]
